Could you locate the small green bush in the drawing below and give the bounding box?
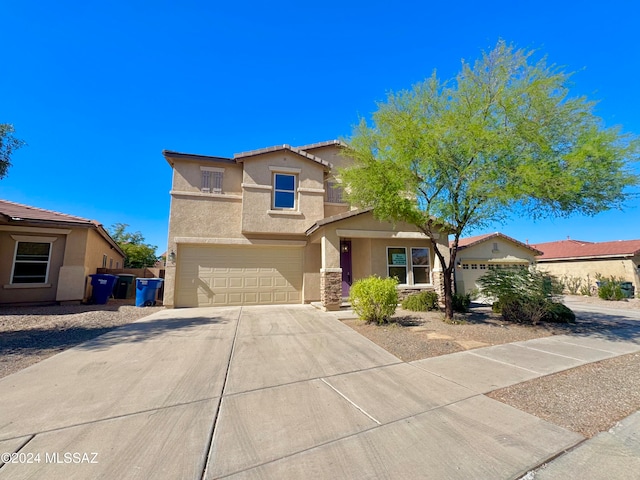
[596,275,625,301]
[452,292,471,313]
[500,296,548,325]
[401,291,439,311]
[349,276,399,324]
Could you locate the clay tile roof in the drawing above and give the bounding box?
[455,232,543,255]
[532,239,640,260]
[233,144,332,169]
[0,199,93,225]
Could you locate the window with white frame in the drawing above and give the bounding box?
[411,247,431,284]
[387,247,407,284]
[12,241,53,284]
[102,254,107,268]
[387,247,432,285]
[273,173,297,209]
[201,167,224,194]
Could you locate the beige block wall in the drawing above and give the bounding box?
[537,257,640,291]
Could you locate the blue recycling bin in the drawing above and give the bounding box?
[89,274,118,304]
[136,278,164,307]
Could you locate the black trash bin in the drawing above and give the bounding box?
[620,282,635,298]
[114,274,136,299]
[89,274,118,304]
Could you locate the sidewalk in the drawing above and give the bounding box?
[0,304,638,479]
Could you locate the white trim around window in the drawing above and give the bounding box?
[9,235,58,285]
[272,172,297,210]
[387,246,432,285]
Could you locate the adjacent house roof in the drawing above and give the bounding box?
[0,199,125,256]
[533,239,640,261]
[455,232,543,256]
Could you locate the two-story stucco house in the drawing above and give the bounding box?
[163,140,449,310]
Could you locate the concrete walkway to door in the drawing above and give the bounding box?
[0,305,639,479]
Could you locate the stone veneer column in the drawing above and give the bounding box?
[433,271,446,306]
[320,268,342,311]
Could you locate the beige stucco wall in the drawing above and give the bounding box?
[537,257,640,293]
[241,152,326,234]
[0,229,67,304]
[171,158,242,195]
[303,243,321,303]
[454,238,538,294]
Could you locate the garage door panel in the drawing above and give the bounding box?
[176,245,303,307]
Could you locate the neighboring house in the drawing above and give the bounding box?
[454,232,542,294]
[532,239,640,291]
[0,200,125,305]
[163,140,449,310]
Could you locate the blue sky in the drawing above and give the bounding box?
[2,0,639,253]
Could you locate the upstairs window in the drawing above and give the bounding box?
[325,180,344,203]
[12,241,52,284]
[273,173,296,209]
[201,167,224,194]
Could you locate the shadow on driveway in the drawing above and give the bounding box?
[1,316,229,356]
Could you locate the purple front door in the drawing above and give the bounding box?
[340,240,352,297]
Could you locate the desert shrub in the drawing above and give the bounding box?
[562,275,582,295]
[500,295,548,325]
[596,275,625,301]
[452,292,471,313]
[478,267,563,303]
[478,267,573,324]
[349,276,399,324]
[544,302,576,323]
[402,291,439,311]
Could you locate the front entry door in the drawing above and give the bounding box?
[340,240,352,297]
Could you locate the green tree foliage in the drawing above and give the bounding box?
[340,41,639,320]
[349,275,399,324]
[109,223,158,268]
[0,124,26,179]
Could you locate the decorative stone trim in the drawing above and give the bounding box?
[321,269,342,311]
[397,287,436,302]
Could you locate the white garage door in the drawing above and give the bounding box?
[175,245,303,307]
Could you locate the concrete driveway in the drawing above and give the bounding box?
[1,304,638,479]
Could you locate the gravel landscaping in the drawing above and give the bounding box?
[0,300,164,379]
[343,295,640,438]
[1,295,638,440]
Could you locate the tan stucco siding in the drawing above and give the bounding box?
[241,152,326,234]
[169,196,243,240]
[324,204,351,218]
[0,230,67,304]
[303,243,321,302]
[171,159,242,195]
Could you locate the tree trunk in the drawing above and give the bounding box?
[443,264,454,320]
